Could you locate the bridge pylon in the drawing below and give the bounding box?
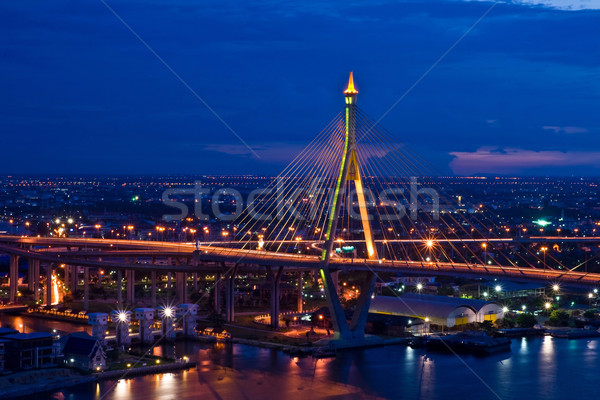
[319,72,378,344]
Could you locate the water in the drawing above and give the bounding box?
[2,314,599,400]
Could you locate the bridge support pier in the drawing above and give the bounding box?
[83,267,90,311]
[269,267,283,329]
[126,270,135,305]
[46,263,52,306]
[70,265,78,294]
[320,267,351,340]
[213,273,221,315]
[151,271,157,308]
[32,259,40,302]
[9,255,19,303]
[349,271,377,333]
[225,267,236,322]
[297,271,303,312]
[176,272,186,303]
[28,258,35,292]
[167,272,172,298]
[193,273,198,293]
[116,269,123,305]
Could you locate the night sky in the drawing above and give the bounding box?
[1,1,599,176]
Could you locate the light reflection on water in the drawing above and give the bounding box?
[4,315,600,400]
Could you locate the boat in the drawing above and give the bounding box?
[425,333,511,355]
[549,329,600,339]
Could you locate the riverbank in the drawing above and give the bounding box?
[0,362,196,399]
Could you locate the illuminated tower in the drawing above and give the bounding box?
[319,73,378,342]
[322,72,378,264]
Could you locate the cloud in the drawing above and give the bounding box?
[449,147,600,174]
[513,0,600,10]
[465,0,600,10]
[202,143,306,163]
[542,125,588,133]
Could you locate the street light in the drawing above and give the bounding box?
[552,284,560,293]
[482,243,487,265]
[540,246,548,270]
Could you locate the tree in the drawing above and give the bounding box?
[583,309,597,319]
[496,316,516,329]
[547,309,570,327]
[516,313,537,328]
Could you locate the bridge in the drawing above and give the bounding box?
[2,74,599,346]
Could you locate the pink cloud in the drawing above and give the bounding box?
[449,147,600,174]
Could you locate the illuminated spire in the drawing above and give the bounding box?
[344,71,358,95]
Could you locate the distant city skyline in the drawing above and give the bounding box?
[1,0,598,176]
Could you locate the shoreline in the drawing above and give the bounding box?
[0,362,196,399]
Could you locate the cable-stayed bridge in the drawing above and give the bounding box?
[1,74,599,345]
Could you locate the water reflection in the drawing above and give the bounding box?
[5,314,600,400]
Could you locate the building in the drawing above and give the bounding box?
[0,338,8,372]
[370,293,505,327]
[62,332,106,371]
[3,332,55,371]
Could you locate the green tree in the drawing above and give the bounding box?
[583,309,597,319]
[496,316,516,329]
[516,313,537,328]
[547,309,570,327]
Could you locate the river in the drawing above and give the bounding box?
[1,314,599,400]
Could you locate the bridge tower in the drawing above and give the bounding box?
[319,72,378,344]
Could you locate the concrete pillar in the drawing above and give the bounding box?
[46,263,52,306]
[214,273,221,314]
[116,269,123,305]
[70,265,78,294]
[158,306,176,341]
[320,267,352,340]
[178,304,199,337]
[331,270,339,293]
[134,308,155,344]
[110,311,132,347]
[297,271,303,313]
[88,313,108,343]
[151,271,157,308]
[126,270,135,305]
[28,259,35,292]
[33,259,40,302]
[348,271,377,338]
[193,273,198,292]
[83,267,90,311]
[225,268,236,322]
[64,263,69,292]
[269,267,283,329]
[176,272,186,303]
[9,255,19,303]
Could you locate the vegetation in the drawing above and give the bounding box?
[547,309,570,327]
[496,316,516,329]
[516,313,538,328]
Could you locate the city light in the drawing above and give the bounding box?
[552,284,560,292]
[495,285,502,292]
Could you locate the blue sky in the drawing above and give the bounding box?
[1,0,598,175]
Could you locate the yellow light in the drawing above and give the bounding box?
[426,240,434,248]
[155,359,160,364]
[344,71,358,94]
